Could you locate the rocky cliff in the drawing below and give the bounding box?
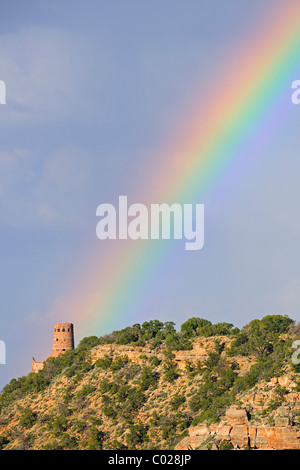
[91,335,300,450]
[1,315,300,450]
[176,405,300,450]
[90,335,255,373]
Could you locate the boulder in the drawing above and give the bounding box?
[225,407,248,425]
[189,424,211,449]
[253,426,300,450]
[229,425,249,448]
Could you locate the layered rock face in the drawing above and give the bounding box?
[90,336,254,372]
[176,406,300,450]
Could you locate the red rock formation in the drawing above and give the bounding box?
[175,406,300,450]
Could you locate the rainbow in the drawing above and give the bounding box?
[62,2,300,340]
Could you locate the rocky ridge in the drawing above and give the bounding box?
[176,405,300,450]
[1,315,300,450]
[91,337,300,450]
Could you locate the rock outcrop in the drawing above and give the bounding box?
[90,336,255,373]
[175,406,300,450]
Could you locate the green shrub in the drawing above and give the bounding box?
[96,355,113,369]
[76,384,96,398]
[47,414,69,435]
[19,408,38,429]
[139,367,160,390]
[169,393,186,410]
[102,405,117,420]
[87,426,105,450]
[126,424,148,448]
[59,433,78,450]
[165,333,193,351]
[43,440,63,450]
[219,439,234,450]
[163,368,179,383]
[152,357,161,367]
[0,436,9,450]
[181,318,212,337]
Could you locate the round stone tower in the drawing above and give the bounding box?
[51,322,74,358]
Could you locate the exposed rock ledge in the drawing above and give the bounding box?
[175,406,300,450]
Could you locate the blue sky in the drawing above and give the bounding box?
[1,0,300,389]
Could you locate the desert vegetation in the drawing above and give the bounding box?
[0,314,298,450]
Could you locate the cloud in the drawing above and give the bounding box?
[24,310,45,325]
[0,25,105,126]
[0,145,93,229]
[38,146,90,193]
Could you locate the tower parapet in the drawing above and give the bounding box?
[32,357,44,373]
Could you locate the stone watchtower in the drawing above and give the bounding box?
[51,323,74,358]
[32,322,75,372]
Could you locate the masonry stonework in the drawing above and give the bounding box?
[51,323,74,358]
[31,357,44,373]
[31,322,74,372]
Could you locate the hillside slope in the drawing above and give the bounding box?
[1,315,300,450]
